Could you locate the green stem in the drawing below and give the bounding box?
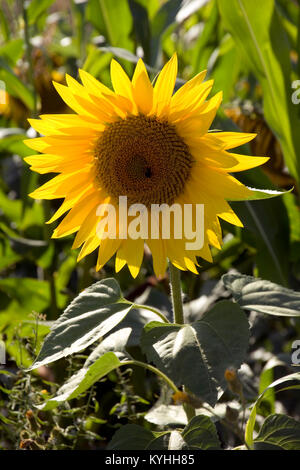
[168,261,196,421]
[168,260,184,324]
[122,360,179,394]
[131,303,170,323]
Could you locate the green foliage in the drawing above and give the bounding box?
[38,352,122,411]
[254,414,300,450]
[1,0,300,452]
[223,273,300,316]
[29,279,134,369]
[108,415,221,450]
[218,0,300,184]
[141,301,249,405]
[245,372,300,449]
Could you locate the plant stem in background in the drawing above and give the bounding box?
[122,360,179,394]
[168,261,196,420]
[130,302,170,323]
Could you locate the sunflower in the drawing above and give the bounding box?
[24,54,270,278]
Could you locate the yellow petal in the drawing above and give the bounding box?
[132,58,153,115]
[25,152,92,174]
[184,257,198,274]
[154,53,178,115]
[52,191,100,238]
[115,243,127,273]
[72,195,110,249]
[28,119,62,136]
[169,79,214,122]
[146,238,167,278]
[96,238,121,271]
[40,113,100,126]
[79,69,114,97]
[52,81,88,115]
[23,138,49,152]
[110,59,134,101]
[77,235,101,261]
[171,70,207,109]
[192,164,253,201]
[47,184,94,224]
[29,168,91,199]
[115,238,144,278]
[191,142,269,172]
[217,201,243,227]
[205,131,257,150]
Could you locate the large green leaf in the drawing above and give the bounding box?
[87,0,134,53]
[107,424,158,450]
[164,415,221,450]
[84,328,133,363]
[223,273,300,317]
[108,415,220,450]
[38,352,121,411]
[218,0,300,184]
[141,300,249,406]
[28,279,134,370]
[254,414,300,450]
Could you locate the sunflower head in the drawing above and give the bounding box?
[24,54,269,278]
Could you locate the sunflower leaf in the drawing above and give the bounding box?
[28,278,134,370]
[141,300,249,406]
[222,272,300,317]
[108,415,220,450]
[107,424,159,450]
[253,414,300,450]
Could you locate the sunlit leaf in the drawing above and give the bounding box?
[223,273,300,316]
[28,278,134,370]
[38,352,121,410]
[141,300,249,406]
[254,414,300,450]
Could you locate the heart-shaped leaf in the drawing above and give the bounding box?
[29,278,133,370]
[108,415,221,450]
[141,300,249,406]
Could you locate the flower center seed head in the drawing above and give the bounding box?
[94,115,193,207]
